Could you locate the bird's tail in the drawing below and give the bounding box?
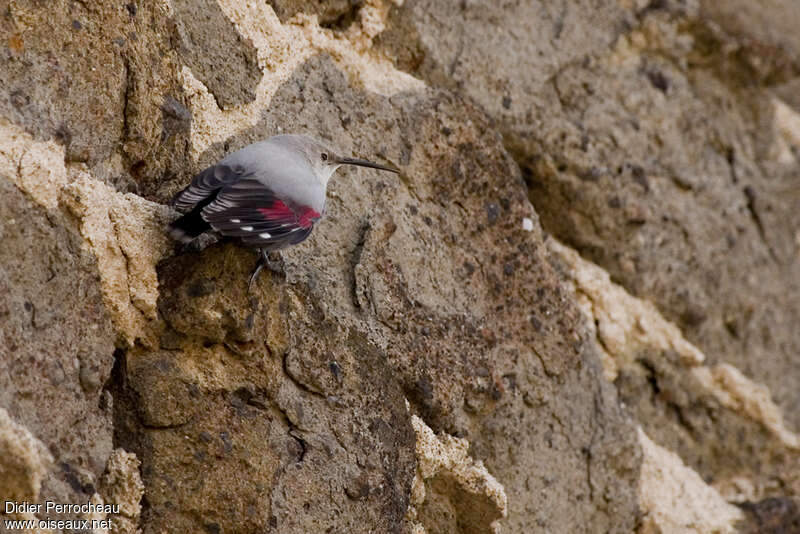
[168,208,211,243]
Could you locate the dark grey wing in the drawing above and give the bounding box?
[171,164,247,212]
[201,178,320,250]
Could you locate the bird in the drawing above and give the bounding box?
[168,133,398,289]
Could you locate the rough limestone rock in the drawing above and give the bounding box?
[0,407,53,505]
[377,0,800,433]
[1,0,798,533]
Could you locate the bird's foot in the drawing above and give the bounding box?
[248,250,284,292]
[248,262,264,293]
[264,251,285,274]
[175,239,201,253]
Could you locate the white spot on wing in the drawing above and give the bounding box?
[231,218,241,223]
[242,226,254,231]
[259,232,272,238]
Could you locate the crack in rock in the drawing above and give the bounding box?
[551,237,800,450]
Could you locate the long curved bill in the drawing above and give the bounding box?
[338,157,399,173]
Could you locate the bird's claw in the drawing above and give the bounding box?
[248,264,264,292]
[248,250,284,292]
[248,249,269,292]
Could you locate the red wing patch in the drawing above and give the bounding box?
[257,201,295,222]
[298,206,322,229]
[201,180,320,250]
[257,202,320,229]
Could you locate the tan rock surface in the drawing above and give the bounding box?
[408,414,507,534]
[637,428,743,534]
[0,407,53,505]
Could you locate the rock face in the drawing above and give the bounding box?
[1,1,798,533]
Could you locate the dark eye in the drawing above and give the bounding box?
[321,153,328,161]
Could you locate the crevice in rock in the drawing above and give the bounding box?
[726,146,738,184]
[640,359,661,396]
[319,1,363,32]
[139,420,191,430]
[105,348,140,452]
[742,185,778,262]
[349,220,370,310]
[104,345,185,445]
[582,445,594,503]
[273,400,308,464]
[288,429,308,463]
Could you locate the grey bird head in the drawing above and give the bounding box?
[271,134,398,187]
